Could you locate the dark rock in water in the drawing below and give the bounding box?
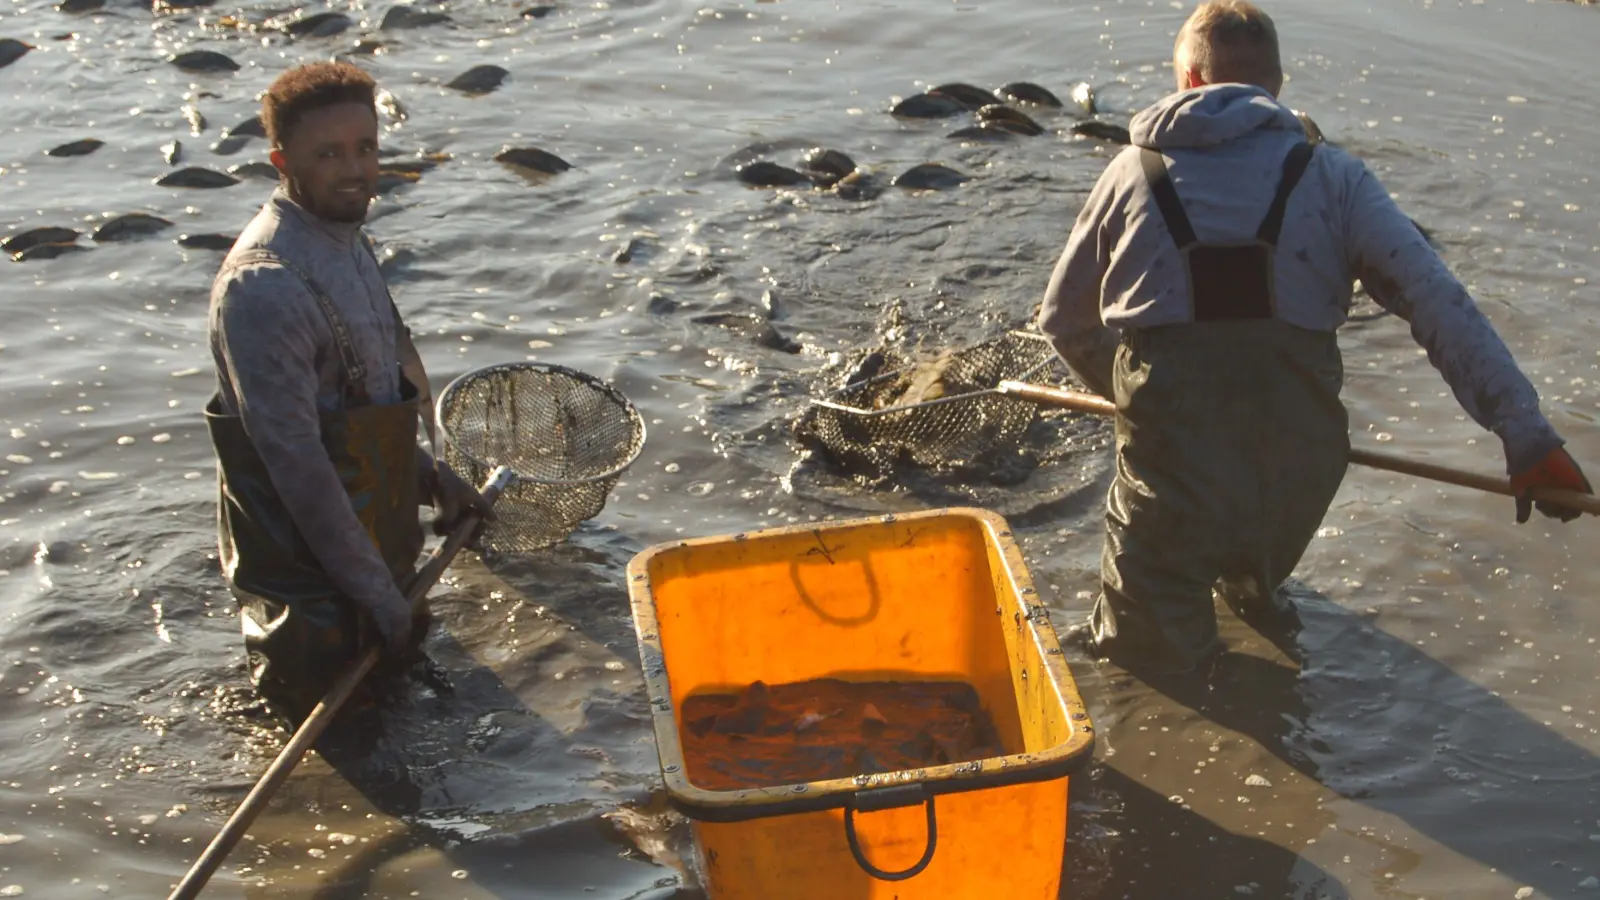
[177,232,236,251]
[1071,120,1131,145]
[976,103,1044,136]
[891,92,967,119]
[46,138,103,157]
[646,292,677,314]
[948,123,1015,143]
[182,104,206,135]
[929,82,996,110]
[57,0,105,13]
[495,146,572,176]
[893,163,970,191]
[225,115,266,139]
[736,160,809,188]
[161,140,182,165]
[995,81,1062,108]
[446,64,508,94]
[798,147,856,188]
[92,212,174,241]
[13,242,86,262]
[3,226,79,255]
[0,39,31,69]
[283,11,352,37]
[521,4,555,17]
[381,4,451,29]
[209,134,251,156]
[170,50,239,73]
[156,166,239,188]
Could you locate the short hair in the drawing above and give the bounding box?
[1175,1,1282,91]
[262,61,377,147]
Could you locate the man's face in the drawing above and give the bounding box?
[270,102,380,224]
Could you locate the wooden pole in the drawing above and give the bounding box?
[167,465,515,900]
[995,380,1599,516]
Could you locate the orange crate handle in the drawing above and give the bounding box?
[844,788,938,882]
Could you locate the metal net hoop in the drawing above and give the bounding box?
[437,362,647,555]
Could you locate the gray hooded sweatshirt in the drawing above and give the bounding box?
[1036,83,1563,475]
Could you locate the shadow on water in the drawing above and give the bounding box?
[230,535,693,899]
[1064,763,1350,900]
[1116,586,1600,900]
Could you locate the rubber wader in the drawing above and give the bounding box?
[1089,143,1352,673]
[205,248,428,722]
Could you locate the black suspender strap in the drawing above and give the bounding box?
[1255,142,1315,245]
[1139,148,1198,250]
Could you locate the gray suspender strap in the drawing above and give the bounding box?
[359,237,438,459]
[222,249,370,406]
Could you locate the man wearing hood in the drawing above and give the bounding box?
[1037,0,1591,673]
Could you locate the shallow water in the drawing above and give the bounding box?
[1,0,1597,897]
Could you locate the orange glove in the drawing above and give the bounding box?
[1510,447,1592,524]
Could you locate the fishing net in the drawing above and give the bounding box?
[794,331,1065,479]
[437,362,646,555]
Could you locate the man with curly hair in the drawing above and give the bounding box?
[1038,1,1591,674]
[204,61,491,721]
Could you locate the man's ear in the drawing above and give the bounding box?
[269,147,287,176]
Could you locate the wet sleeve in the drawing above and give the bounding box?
[1340,159,1564,475]
[213,264,411,615]
[1036,158,1126,401]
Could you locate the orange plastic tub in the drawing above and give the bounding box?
[626,507,1095,899]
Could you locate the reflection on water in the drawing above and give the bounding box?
[1,0,1597,896]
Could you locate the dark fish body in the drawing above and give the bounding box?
[13,242,85,262]
[156,166,240,188]
[57,0,105,14]
[833,170,882,202]
[976,103,1043,136]
[798,147,856,187]
[170,50,240,73]
[1292,109,1325,146]
[381,5,451,29]
[343,38,385,56]
[161,140,182,165]
[228,161,279,180]
[91,212,174,241]
[379,158,438,176]
[521,4,555,17]
[891,92,967,119]
[284,11,352,36]
[446,64,508,94]
[0,38,31,69]
[224,115,266,139]
[177,232,236,251]
[995,81,1062,108]
[46,138,104,157]
[947,124,1015,143]
[736,160,809,188]
[1071,120,1131,145]
[2,226,79,254]
[929,82,995,110]
[375,171,419,194]
[691,313,801,354]
[893,163,970,191]
[210,134,251,156]
[495,146,572,176]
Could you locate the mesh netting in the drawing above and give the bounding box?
[437,363,646,555]
[794,331,1064,479]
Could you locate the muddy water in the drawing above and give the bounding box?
[1,0,1597,897]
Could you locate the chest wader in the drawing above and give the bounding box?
[205,249,427,722]
[1089,143,1353,673]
